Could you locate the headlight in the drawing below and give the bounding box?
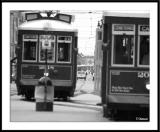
[44,72,49,76]
[146,83,150,90]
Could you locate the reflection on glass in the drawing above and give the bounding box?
[139,36,149,65]
[113,35,134,65]
[40,42,55,61]
[39,35,55,62]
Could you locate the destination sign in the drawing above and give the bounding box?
[25,12,73,24]
[110,70,149,94]
[42,40,52,50]
[40,35,55,40]
[57,14,72,23]
[25,13,39,21]
[39,35,54,50]
[114,24,134,31]
[23,34,38,39]
[58,36,72,42]
[139,25,149,32]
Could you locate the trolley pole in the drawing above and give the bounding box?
[35,35,54,111]
[44,49,48,102]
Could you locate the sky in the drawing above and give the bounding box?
[74,12,102,56]
[60,11,103,56]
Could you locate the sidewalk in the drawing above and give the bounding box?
[71,93,101,106]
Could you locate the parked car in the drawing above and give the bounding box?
[77,71,86,80]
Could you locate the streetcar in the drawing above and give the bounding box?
[15,12,78,100]
[95,12,150,119]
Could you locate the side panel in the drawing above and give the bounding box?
[107,69,149,106]
[21,64,72,80]
[110,70,149,95]
[71,35,78,95]
[101,22,112,104]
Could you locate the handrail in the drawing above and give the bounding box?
[10,57,17,63]
[10,57,17,83]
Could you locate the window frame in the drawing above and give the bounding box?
[22,34,38,62]
[56,36,72,63]
[38,35,56,63]
[137,25,150,68]
[111,24,135,67]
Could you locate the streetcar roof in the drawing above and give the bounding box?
[103,11,149,18]
[18,19,78,32]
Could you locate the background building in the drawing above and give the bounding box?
[10,11,26,60]
[77,53,94,65]
[94,24,103,96]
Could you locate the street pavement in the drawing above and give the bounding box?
[10,74,110,122]
[10,82,17,96]
[11,94,109,122]
[74,73,95,96]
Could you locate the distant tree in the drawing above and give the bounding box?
[88,59,93,65]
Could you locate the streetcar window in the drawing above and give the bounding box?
[57,42,71,62]
[22,34,38,62]
[23,41,37,61]
[113,35,134,65]
[58,36,72,42]
[57,36,71,63]
[39,35,55,62]
[139,36,149,65]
